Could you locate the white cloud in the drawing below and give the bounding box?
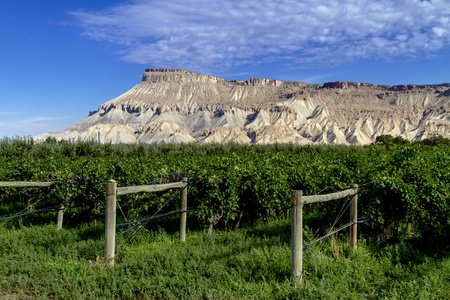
[0,116,67,138]
[433,26,447,37]
[294,74,335,84]
[70,0,450,72]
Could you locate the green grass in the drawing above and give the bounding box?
[0,220,449,299]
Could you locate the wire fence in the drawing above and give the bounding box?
[303,219,369,250]
[0,207,63,221]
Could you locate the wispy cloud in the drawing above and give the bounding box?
[70,0,450,72]
[0,116,67,137]
[294,74,335,84]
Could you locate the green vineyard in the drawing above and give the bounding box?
[1,137,448,243]
[0,137,449,298]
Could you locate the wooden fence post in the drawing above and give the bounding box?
[105,179,117,266]
[56,205,64,230]
[291,190,303,282]
[350,184,358,250]
[179,177,188,242]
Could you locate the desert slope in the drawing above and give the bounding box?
[35,69,450,145]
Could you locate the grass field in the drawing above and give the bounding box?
[1,139,449,299]
[1,218,449,299]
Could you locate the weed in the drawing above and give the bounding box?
[0,220,449,299]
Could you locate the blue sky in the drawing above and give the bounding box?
[1,0,449,138]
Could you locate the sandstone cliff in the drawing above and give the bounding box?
[35,69,450,145]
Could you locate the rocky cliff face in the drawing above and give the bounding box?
[35,69,450,145]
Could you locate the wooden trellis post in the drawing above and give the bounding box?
[291,186,359,283]
[104,178,189,266]
[105,179,117,266]
[350,184,358,250]
[291,190,303,282]
[0,181,62,230]
[179,177,188,242]
[56,205,64,230]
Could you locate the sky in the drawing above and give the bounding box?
[0,0,449,138]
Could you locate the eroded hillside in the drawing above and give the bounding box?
[35,69,450,144]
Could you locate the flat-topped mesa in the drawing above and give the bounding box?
[321,81,438,93]
[387,85,428,92]
[322,81,383,89]
[34,68,450,145]
[246,78,283,87]
[142,68,224,84]
[227,78,283,87]
[144,68,190,73]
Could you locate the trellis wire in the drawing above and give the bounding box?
[303,219,369,250]
[115,180,192,253]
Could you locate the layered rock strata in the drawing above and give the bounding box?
[35,69,450,145]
